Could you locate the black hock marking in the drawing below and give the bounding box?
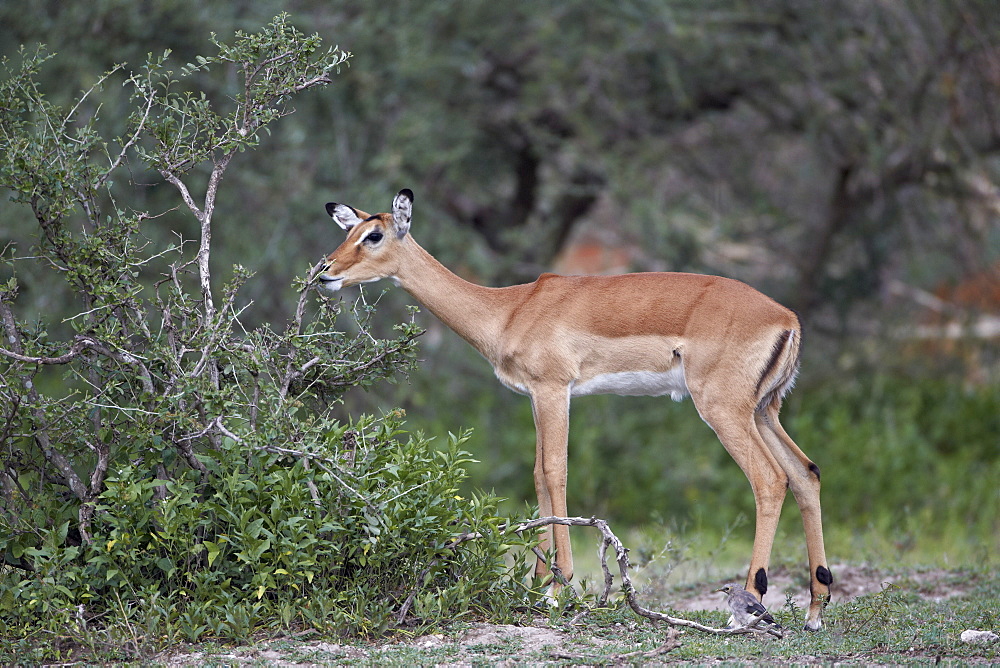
[816,565,833,586]
[754,567,768,596]
[808,462,821,481]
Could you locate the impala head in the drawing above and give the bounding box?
[317,189,413,293]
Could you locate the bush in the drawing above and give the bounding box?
[1,415,531,658]
[0,17,534,661]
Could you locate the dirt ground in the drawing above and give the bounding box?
[157,563,984,666]
[665,561,963,613]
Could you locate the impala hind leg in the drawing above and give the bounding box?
[756,402,832,630]
[529,386,574,592]
[692,397,788,615]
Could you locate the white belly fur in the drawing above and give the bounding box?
[571,366,689,401]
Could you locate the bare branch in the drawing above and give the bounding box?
[159,170,203,220]
[396,514,785,636]
[515,516,784,638]
[551,628,681,662]
[255,442,365,502]
[0,339,88,364]
[0,301,89,502]
[278,261,326,400]
[0,334,154,394]
[99,73,157,187]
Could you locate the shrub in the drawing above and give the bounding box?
[0,16,533,661]
[2,415,531,657]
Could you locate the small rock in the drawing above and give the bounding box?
[960,629,999,644]
[418,633,445,648]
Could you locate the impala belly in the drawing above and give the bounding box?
[491,326,689,400]
[565,332,688,400]
[571,366,689,400]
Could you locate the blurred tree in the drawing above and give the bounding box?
[1,0,997,551]
[3,0,997,332]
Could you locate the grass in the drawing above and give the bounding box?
[146,563,1000,665]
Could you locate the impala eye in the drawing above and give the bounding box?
[365,231,384,244]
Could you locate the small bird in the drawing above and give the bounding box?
[715,582,784,635]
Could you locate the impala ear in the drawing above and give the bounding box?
[392,189,413,238]
[326,202,364,231]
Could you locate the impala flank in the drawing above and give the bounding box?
[317,189,833,630]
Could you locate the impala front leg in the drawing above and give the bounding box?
[529,385,573,592]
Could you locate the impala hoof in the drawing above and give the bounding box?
[803,615,823,631]
[543,582,562,607]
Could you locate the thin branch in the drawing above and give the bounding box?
[299,458,323,509]
[99,73,156,187]
[551,628,681,662]
[211,421,368,503]
[258,442,366,502]
[0,301,88,502]
[159,171,203,220]
[597,536,614,607]
[395,530,489,625]
[279,261,326,400]
[394,514,784,637]
[319,329,424,388]
[0,334,154,394]
[0,339,88,364]
[176,416,223,443]
[167,414,210,476]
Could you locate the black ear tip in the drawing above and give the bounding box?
[398,188,414,202]
[325,202,337,217]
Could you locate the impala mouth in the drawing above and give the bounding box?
[317,274,344,292]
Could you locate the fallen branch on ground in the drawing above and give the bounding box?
[513,515,784,639]
[551,627,681,661]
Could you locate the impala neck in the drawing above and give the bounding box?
[393,237,512,358]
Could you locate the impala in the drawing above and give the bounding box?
[317,189,833,630]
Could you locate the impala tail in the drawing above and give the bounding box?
[755,325,801,413]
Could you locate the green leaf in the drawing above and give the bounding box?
[203,540,222,566]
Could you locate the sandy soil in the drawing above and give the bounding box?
[666,561,962,613]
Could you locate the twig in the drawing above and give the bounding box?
[278,261,326,401]
[551,628,681,662]
[299,458,323,509]
[321,329,424,387]
[530,545,571,588]
[391,514,782,639]
[254,442,366,502]
[0,301,89,502]
[395,530,487,625]
[598,536,614,607]
[0,334,155,394]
